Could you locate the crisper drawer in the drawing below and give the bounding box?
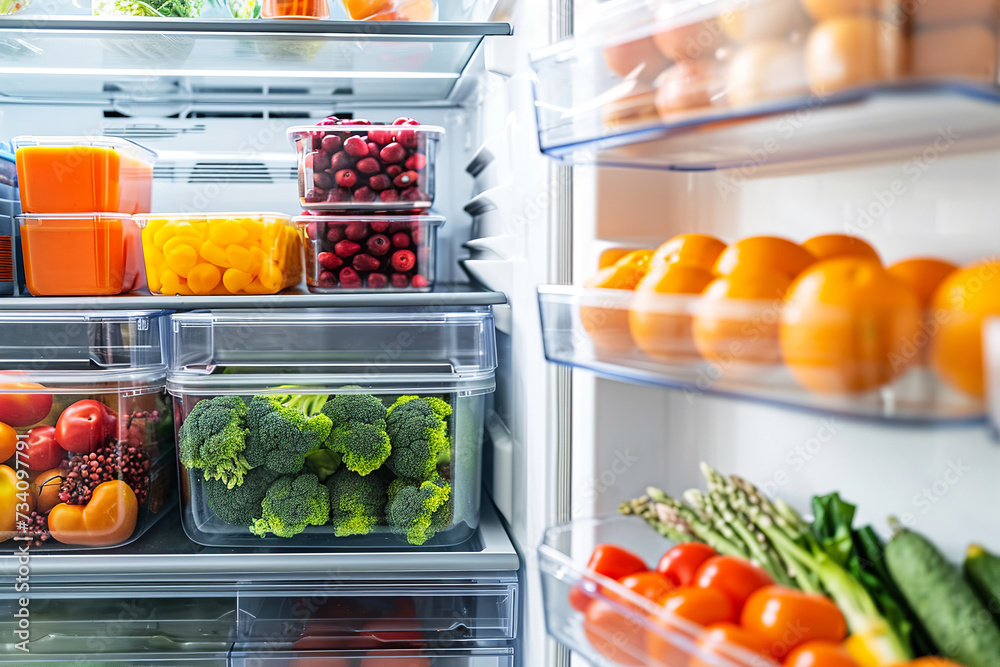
[229,647,515,666]
[236,581,518,650]
[6,653,229,665]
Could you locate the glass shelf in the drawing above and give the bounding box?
[0,17,511,103]
[538,285,987,426]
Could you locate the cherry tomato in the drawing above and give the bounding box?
[25,426,64,471]
[0,422,15,464]
[661,586,736,627]
[571,544,649,613]
[695,555,774,613]
[55,400,116,454]
[615,571,677,606]
[690,622,776,667]
[741,586,847,660]
[584,598,648,666]
[657,543,718,587]
[0,383,53,428]
[784,640,860,667]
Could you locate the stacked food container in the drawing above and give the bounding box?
[0,310,176,550]
[11,137,154,297]
[0,143,23,296]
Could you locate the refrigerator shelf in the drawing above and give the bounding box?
[538,285,986,425]
[0,17,511,104]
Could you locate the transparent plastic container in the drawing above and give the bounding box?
[11,136,156,215]
[294,214,443,292]
[134,213,302,296]
[531,0,1000,165]
[0,148,22,296]
[231,648,514,666]
[288,124,443,212]
[540,515,781,667]
[18,213,144,296]
[262,0,329,19]
[341,0,437,21]
[0,310,175,551]
[538,285,984,424]
[167,307,496,548]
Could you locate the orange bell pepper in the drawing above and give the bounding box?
[48,479,137,546]
[0,464,34,542]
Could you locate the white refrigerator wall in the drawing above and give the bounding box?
[571,148,1000,562]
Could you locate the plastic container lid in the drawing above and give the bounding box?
[133,212,291,225]
[0,310,171,372]
[11,135,157,164]
[285,124,446,146]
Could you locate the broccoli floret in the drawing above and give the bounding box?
[250,472,330,538]
[321,393,387,426]
[304,449,342,482]
[284,393,329,417]
[385,474,452,546]
[326,467,389,537]
[384,396,452,480]
[328,421,391,477]
[204,465,279,527]
[179,396,252,489]
[244,395,334,475]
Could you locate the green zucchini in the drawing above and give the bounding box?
[885,523,1000,667]
[964,544,1000,622]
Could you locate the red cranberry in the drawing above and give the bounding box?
[342,119,371,126]
[401,187,425,202]
[390,273,410,288]
[367,142,379,156]
[370,220,390,233]
[368,174,391,191]
[329,151,353,171]
[304,189,326,203]
[305,221,318,241]
[367,273,388,289]
[326,225,344,243]
[389,220,411,234]
[368,128,393,145]
[318,115,340,125]
[405,153,427,171]
[320,135,342,153]
[356,157,380,174]
[392,117,412,125]
[328,188,353,203]
[396,129,418,149]
[340,267,363,288]
[344,136,369,157]
[314,171,334,190]
[391,232,411,248]
[318,252,343,270]
[353,254,380,272]
[306,151,331,171]
[393,171,419,188]
[391,250,416,272]
[410,226,422,244]
[353,186,376,203]
[380,190,400,203]
[318,271,337,288]
[367,234,390,256]
[411,274,429,288]
[344,222,369,241]
[335,169,358,188]
[334,240,360,257]
[386,165,403,178]
[380,143,407,164]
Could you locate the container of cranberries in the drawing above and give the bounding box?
[0,310,175,551]
[295,214,442,292]
[288,116,443,211]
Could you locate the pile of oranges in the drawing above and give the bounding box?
[581,233,999,398]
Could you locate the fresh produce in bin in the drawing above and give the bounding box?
[288,117,443,211]
[341,0,435,20]
[135,213,302,295]
[295,214,442,291]
[92,0,204,16]
[178,391,459,545]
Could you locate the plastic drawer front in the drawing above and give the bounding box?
[6,653,229,665]
[229,647,515,666]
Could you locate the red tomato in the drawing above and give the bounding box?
[657,543,718,587]
[741,587,847,660]
[616,571,677,606]
[784,640,860,667]
[25,426,64,471]
[661,587,736,627]
[571,544,649,613]
[55,400,116,454]
[690,622,776,667]
[695,556,774,613]
[0,383,53,428]
[584,598,648,666]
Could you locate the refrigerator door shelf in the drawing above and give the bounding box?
[538,285,985,425]
[230,647,515,666]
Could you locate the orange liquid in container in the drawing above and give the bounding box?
[16,146,153,215]
[263,0,330,18]
[19,214,143,296]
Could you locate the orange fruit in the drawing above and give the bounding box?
[887,257,958,307]
[651,234,727,271]
[614,250,654,272]
[781,258,921,393]
[693,269,792,367]
[630,264,716,362]
[802,234,881,264]
[600,248,649,269]
[714,236,815,279]
[0,422,15,464]
[581,262,651,352]
[930,261,1000,398]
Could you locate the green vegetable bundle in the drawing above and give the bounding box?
[93,0,204,16]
